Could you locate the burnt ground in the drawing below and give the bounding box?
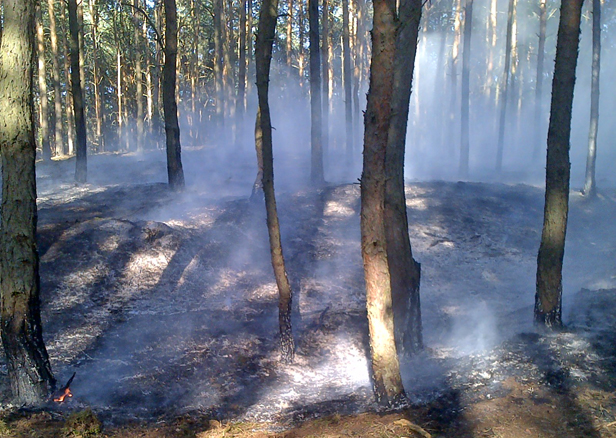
[1,150,616,437]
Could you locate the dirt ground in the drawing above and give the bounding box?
[0,149,615,437]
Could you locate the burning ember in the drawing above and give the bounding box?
[53,372,76,403]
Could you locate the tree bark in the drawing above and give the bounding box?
[582,0,600,198]
[255,0,295,363]
[361,0,406,406]
[321,0,330,160]
[342,0,353,165]
[163,0,185,190]
[236,0,248,149]
[446,0,461,155]
[532,0,547,159]
[286,0,293,76]
[459,0,473,178]
[384,0,423,359]
[36,2,52,161]
[0,0,56,405]
[496,0,516,172]
[68,0,87,183]
[309,0,324,184]
[134,0,144,152]
[214,0,224,132]
[61,3,75,155]
[535,0,584,328]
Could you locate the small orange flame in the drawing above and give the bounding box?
[53,387,73,403]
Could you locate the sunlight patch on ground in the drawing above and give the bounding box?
[324,200,355,217]
[47,263,108,311]
[406,196,429,211]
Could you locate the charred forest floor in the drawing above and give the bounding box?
[1,149,616,437]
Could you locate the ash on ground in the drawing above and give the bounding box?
[0,151,615,433]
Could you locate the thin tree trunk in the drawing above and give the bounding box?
[134,0,144,152]
[68,0,87,182]
[163,0,185,190]
[286,0,293,76]
[236,0,248,149]
[298,0,305,84]
[0,0,56,405]
[496,0,516,172]
[385,0,423,358]
[534,0,584,328]
[485,0,497,97]
[309,0,324,184]
[321,0,330,159]
[61,3,74,155]
[255,0,295,363]
[214,0,224,131]
[36,3,52,161]
[582,0,600,198]
[446,0,461,155]
[90,0,103,152]
[459,0,473,178]
[342,0,353,165]
[48,0,63,156]
[533,0,547,159]
[361,0,405,406]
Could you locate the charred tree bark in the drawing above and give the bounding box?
[459,0,473,178]
[496,0,516,172]
[385,0,423,358]
[342,0,353,165]
[533,0,547,159]
[361,0,406,406]
[535,0,584,328]
[163,0,185,190]
[36,3,52,161]
[68,0,87,183]
[582,0,600,198]
[0,0,56,405]
[309,0,324,184]
[255,0,295,363]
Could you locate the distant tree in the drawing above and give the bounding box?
[0,0,57,404]
[533,0,547,159]
[535,0,584,328]
[36,2,52,161]
[342,0,353,165]
[582,0,600,198]
[309,0,324,184]
[361,0,406,406]
[163,0,185,190]
[255,0,295,363]
[459,0,473,178]
[68,0,87,182]
[496,0,516,172]
[385,0,423,357]
[48,0,64,156]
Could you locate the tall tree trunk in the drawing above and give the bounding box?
[342,0,353,165]
[236,0,248,149]
[223,0,236,125]
[361,0,405,406]
[385,0,423,358]
[255,0,295,363]
[309,0,324,183]
[459,0,473,178]
[321,0,330,159]
[485,0,497,99]
[582,0,600,198]
[68,0,87,182]
[48,0,63,156]
[36,3,52,161]
[286,0,293,76]
[496,0,516,172]
[533,0,547,159]
[446,0,461,155]
[214,0,224,132]
[89,0,104,152]
[534,0,584,328]
[134,0,144,152]
[298,0,305,84]
[163,0,185,190]
[61,3,74,155]
[0,0,56,405]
